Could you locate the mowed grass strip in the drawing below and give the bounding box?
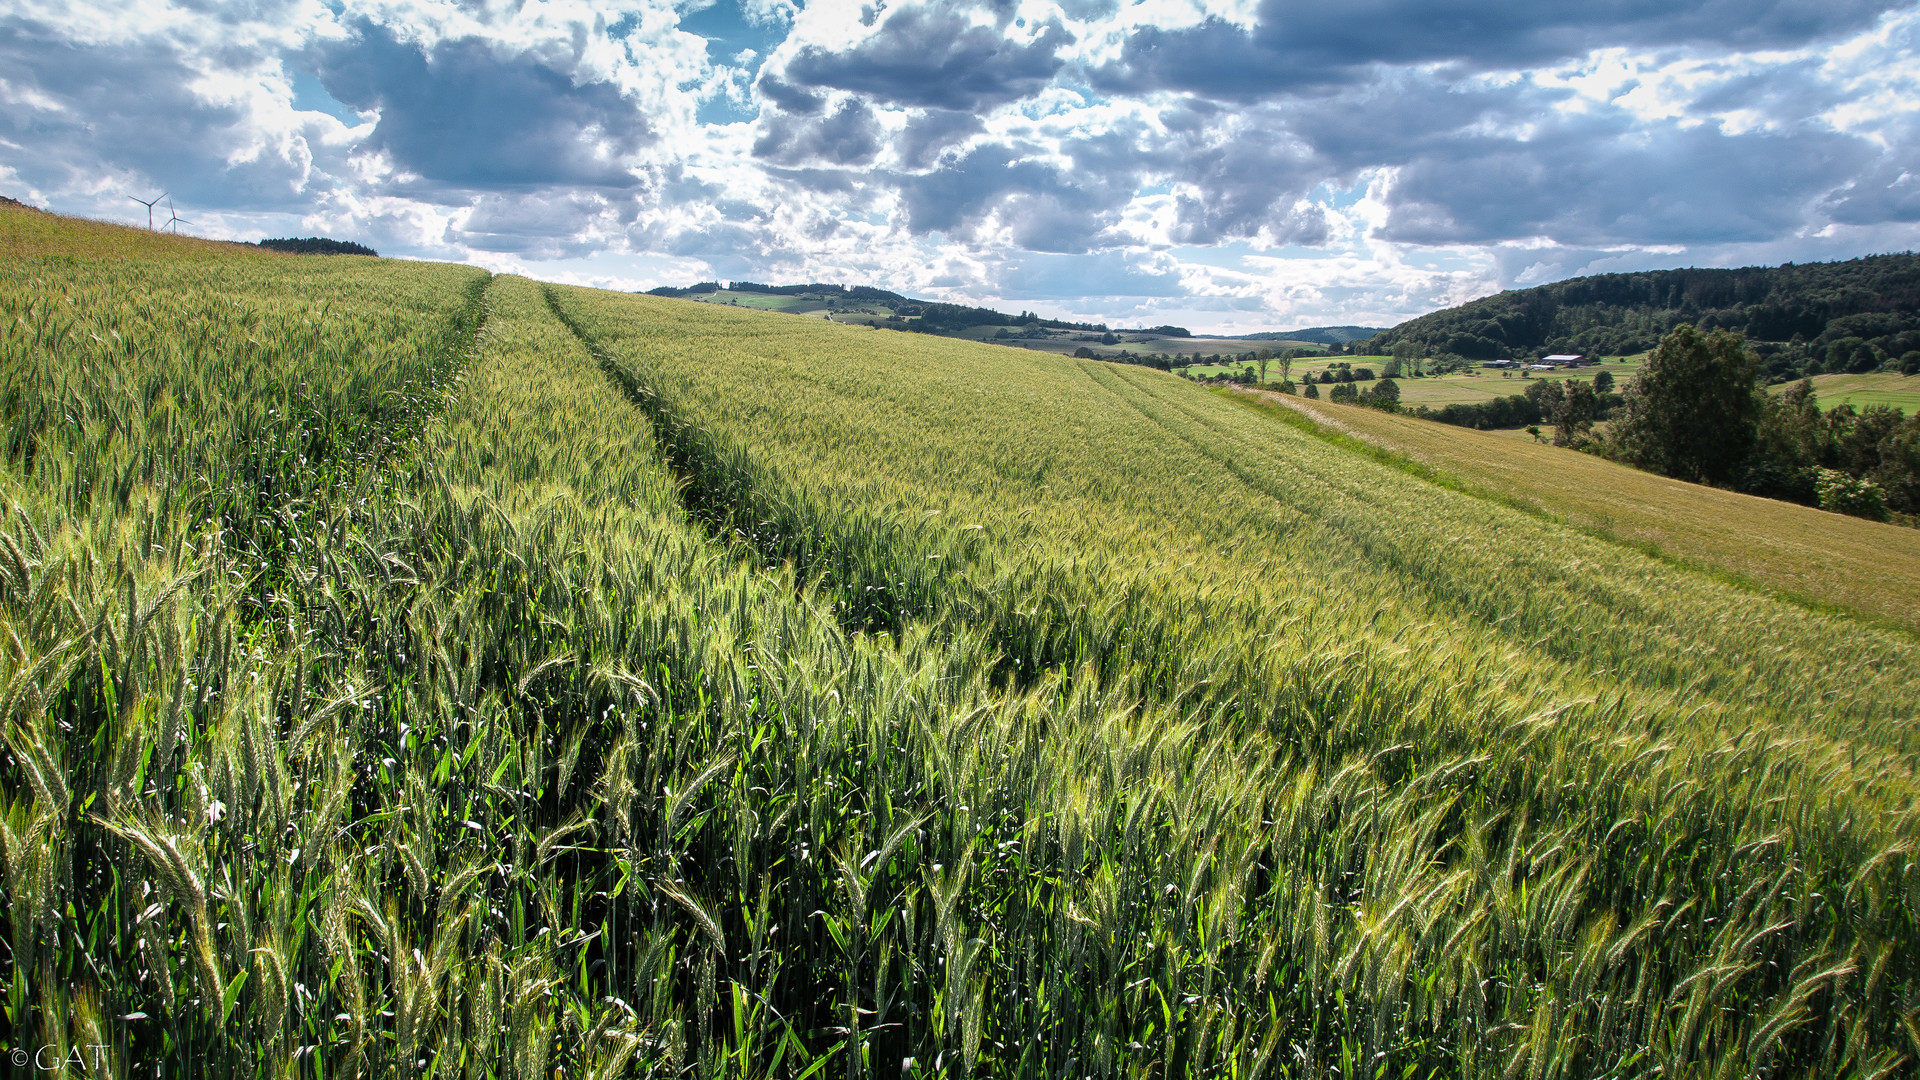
[1772,369,1920,413]
[1246,389,1920,633]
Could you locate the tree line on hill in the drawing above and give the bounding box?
[1237,325,1384,345]
[1604,326,1919,521]
[1445,327,1916,521]
[255,236,378,256]
[1357,254,1920,381]
[1244,324,1915,521]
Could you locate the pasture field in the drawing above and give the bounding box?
[1771,370,1920,414]
[684,289,844,315]
[1188,355,1647,406]
[3,202,1919,1078]
[1235,390,1920,633]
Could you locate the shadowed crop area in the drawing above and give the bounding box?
[4,205,1919,1078]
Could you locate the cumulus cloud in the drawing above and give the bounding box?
[450,189,641,257]
[315,21,651,190]
[0,16,317,209]
[781,4,1074,111]
[753,99,883,165]
[893,140,1137,251]
[894,109,985,169]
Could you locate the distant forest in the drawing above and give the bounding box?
[1360,254,1920,380]
[256,236,378,256]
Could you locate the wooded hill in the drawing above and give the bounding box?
[1362,254,1920,379]
[1235,325,1383,345]
[646,279,1119,334]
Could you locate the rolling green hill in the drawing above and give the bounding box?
[1363,254,1920,379]
[5,203,1919,1077]
[1234,325,1383,345]
[646,280,1338,362]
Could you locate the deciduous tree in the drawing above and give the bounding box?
[1611,325,1762,485]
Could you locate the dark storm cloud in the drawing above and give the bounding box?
[1815,107,1920,225]
[1095,0,1904,100]
[782,4,1073,111]
[0,18,314,208]
[753,100,883,166]
[316,21,650,189]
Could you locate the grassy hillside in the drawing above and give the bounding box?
[4,203,1919,1077]
[1770,370,1920,414]
[1237,390,1920,632]
[651,282,1323,361]
[1236,325,1383,345]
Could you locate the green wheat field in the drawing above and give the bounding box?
[3,204,1918,1078]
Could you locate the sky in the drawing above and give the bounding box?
[4,0,1920,332]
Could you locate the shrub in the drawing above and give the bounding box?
[1815,468,1890,520]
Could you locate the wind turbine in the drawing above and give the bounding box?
[127,191,165,229]
[163,196,191,235]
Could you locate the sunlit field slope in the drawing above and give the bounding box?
[4,199,1919,1079]
[554,284,1920,1075]
[1241,390,1920,633]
